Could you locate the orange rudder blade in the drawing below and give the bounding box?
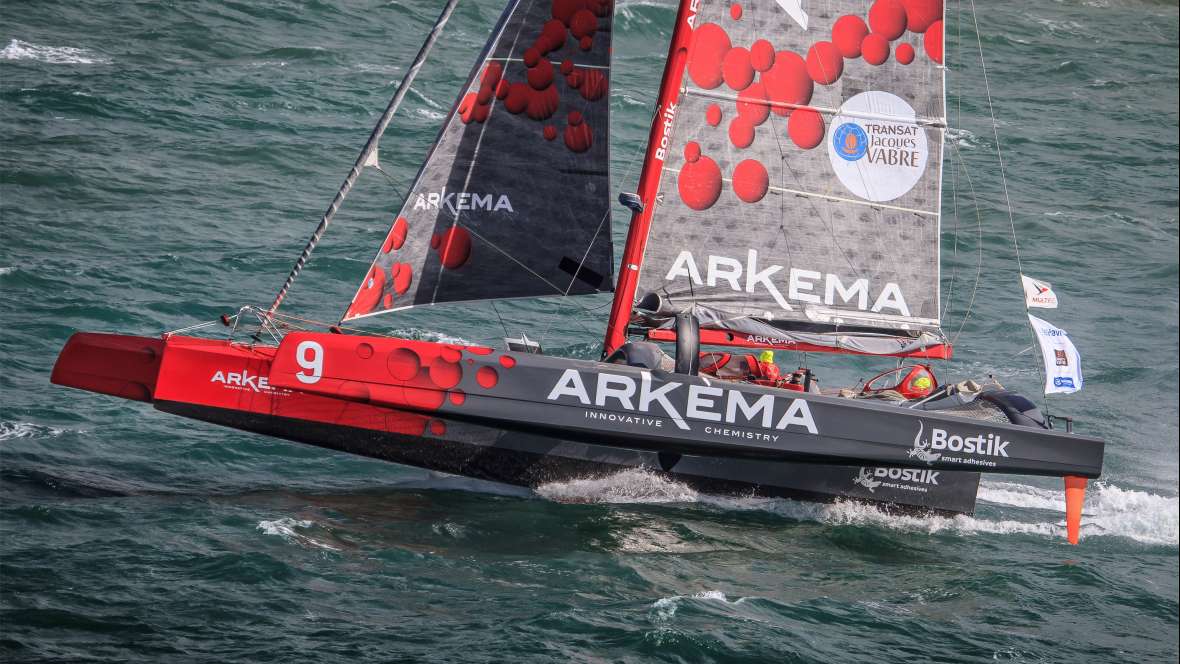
[1064,476,1087,545]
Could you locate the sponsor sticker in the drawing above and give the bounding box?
[827,91,929,202]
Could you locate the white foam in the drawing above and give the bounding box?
[385,327,475,346]
[0,421,65,441]
[0,267,14,276]
[1,39,110,64]
[651,590,741,622]
[535,468,700,504]
[256,517,340,551]
[535,469,1178,547]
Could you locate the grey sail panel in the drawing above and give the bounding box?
[636,0,946,334]
[344,0,615,321]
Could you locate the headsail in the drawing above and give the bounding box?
[343,0,616,322]
[621,0,947,348]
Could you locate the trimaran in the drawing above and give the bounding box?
[52,0,1104,543]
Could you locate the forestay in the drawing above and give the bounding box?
[343,0,616,322]
[634,0,947,337]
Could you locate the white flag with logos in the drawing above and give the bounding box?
[1021,274,1059,309]
[1028,314,1083,394]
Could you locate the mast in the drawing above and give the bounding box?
[602,0,698,357]
[264,0,461,320]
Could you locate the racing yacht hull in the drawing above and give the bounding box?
[51,332,987,514]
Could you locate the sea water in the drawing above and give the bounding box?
[1,1,1177,661]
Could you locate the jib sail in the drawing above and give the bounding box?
[628,0,947,344]
[343,0,616,322]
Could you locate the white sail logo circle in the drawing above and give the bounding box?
[827,91,928,202]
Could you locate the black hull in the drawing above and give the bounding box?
[158,400,981,515]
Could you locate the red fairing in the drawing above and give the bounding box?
[647,328,953,359]
[602,0,698,356]
[51,333,165,402]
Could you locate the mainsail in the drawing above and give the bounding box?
[343,0,616,322]
[616,0,948,352]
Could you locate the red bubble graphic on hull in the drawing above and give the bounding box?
[476,366,499,389]
[729,3,742,20]
[428,356,463,390]
[387,348,420,381]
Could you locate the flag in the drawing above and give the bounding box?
[1021,274,1059,309]
[1028,314,1083,394]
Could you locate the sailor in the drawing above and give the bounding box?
[757,350,781,381]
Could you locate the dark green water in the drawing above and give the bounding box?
[2,1,1177,661]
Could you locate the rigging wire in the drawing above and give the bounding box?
[263,0,462,322]
[967,0,1048,400]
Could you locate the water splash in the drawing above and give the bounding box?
[1,39,110,64]
[256,517,340,551]
[535,469,1178,547]
[0,421,65,441]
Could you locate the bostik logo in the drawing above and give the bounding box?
[910,420,1012,465]
[853,468,883,492]
[855,467,941,492]
[412,189,513,215]
[908,421,942,464]
[546,368,818,435]
[652,103,678,162]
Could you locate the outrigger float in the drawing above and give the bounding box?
[53,0,1102,542]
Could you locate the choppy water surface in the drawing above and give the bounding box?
[2,1,1177,661]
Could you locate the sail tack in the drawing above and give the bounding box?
[634,0,946,336]
[343,0,616,322]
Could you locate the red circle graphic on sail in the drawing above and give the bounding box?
[832,15,869,58]
[732,159,769,203]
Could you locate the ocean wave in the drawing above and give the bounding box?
[534,469,1178,547]
[0,421,65,441]
[1,39,110,65]
[256,517,340,551]
[0,267,14,276]
[650,590,742,623]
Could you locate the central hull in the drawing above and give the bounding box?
[52,332,982,513]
